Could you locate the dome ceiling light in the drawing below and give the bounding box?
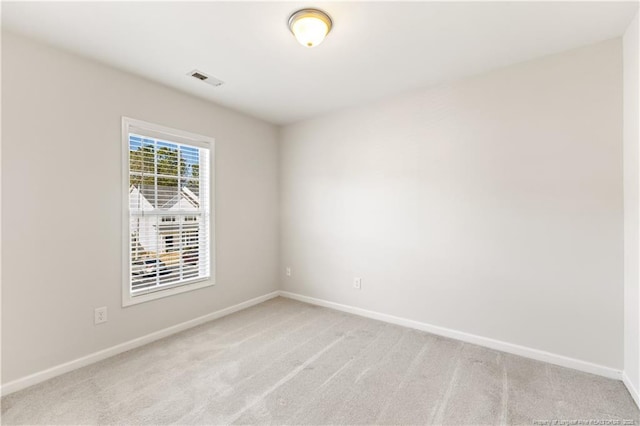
[288,8,333,48]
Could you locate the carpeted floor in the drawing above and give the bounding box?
[1,297,639,425]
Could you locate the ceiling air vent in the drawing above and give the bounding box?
[191,72,208,81]
[187,69,224,87]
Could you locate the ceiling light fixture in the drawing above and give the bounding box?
[288,8,332,48]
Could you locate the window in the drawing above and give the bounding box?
[122,117,214,306]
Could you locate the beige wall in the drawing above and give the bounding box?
[1,32,280,383]
[624,11,640,397]
[280,39,624,369]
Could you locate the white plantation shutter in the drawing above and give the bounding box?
[124,118,212,301]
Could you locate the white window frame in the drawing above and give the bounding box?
[121,117,215,307]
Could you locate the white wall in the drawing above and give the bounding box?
[1,32,280,384]
[624,11,640,402]
[1,28,630,388]
[280,39,624,369]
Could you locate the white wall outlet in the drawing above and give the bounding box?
[353,277,362,290]
[94,307,107,325]
[286,267,291,277]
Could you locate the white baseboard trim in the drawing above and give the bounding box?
[278,291,623,381]
[2,290,625,397]
[623,372,640,409]
[0,291,280,397]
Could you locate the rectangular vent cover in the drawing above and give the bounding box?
[187,69,224,87]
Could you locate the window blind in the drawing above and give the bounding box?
[128,133,210,295]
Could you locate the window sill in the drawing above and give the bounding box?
[122,277,214,307]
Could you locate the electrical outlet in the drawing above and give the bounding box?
[353,277,362,290]
[286,267,291,277]
[94,307,107,325]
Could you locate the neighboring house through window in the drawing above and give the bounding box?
[122,117,214,306]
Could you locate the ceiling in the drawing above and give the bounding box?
[3,1,638,125]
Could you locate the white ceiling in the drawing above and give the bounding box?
[3,1,638,124]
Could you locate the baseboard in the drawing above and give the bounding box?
[0,291,280,397]
[1,290,624,397]
[623,372,640,409]
[278,291,622,381]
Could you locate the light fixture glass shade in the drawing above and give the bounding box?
[288,9,332,48]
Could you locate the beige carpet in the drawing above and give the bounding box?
[1,297,638,425]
